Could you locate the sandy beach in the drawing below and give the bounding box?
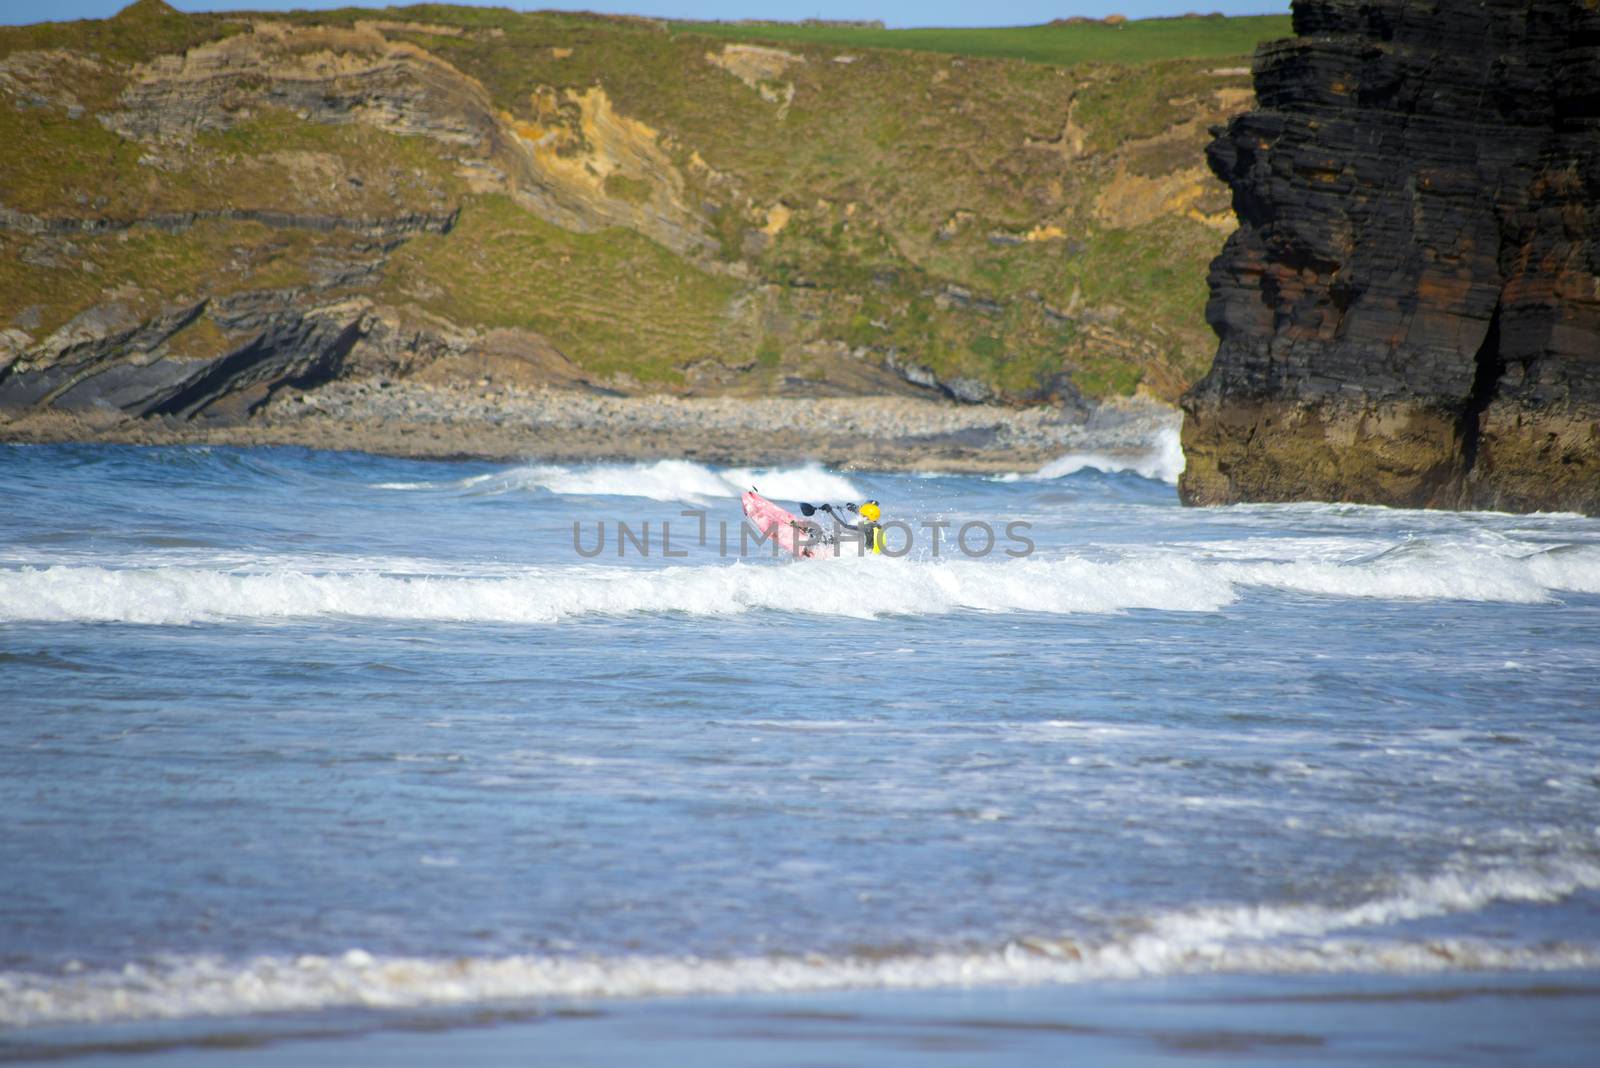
[26,973,1600,1066]
[0,382,1178,474]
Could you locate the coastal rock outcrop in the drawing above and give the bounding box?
[1181,0,1600,515]
[1,293,367,422]
[105,20,712,257]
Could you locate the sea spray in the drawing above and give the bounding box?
[376,460,862,503]
[1032,423,1188,485]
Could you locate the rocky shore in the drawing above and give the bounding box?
[0,381,1179,475]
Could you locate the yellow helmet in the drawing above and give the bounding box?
[858,501,881,522]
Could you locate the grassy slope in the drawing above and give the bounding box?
[3,5,1287,402]
[0,222,324,341]
[378,8,1272,398]
[0,105,461,222]
[385,195,745,385]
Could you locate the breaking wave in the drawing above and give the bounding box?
[1208,540,1600,603]
[0,555,1237,625]
[2,538,1597,626]
[375,460,861,504]
[1033,424,1187,485]
[5,857,1597,1029]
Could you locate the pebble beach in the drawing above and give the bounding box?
[1,381,1181,474]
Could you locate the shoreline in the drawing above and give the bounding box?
[21,971,1600,1066]
[0,383,1180,474]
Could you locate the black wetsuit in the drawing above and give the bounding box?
[839,517,883,553]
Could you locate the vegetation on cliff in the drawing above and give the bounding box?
[1,3,1288,422]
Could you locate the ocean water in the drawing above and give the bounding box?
[2,437,1599,1063]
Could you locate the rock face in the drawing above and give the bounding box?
[1181,0,1600,515]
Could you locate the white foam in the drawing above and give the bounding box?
[375,460,861,504]
[5,858,1597,1029]
[1212,541,1600,603]
[1141,857,1600,949]
[5,941,1597,1030]
[0,555,1237,626]
[6,535,1598,626]
[1034,424,1187,485]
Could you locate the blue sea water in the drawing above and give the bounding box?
[1,441,1599,1062]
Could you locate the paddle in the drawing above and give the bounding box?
[800,502,856,517]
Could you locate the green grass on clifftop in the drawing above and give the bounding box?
[670,14,1289,66]
[0,0,236,62]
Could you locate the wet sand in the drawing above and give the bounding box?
[26,973,1600,1067]
[0,383,1177,474]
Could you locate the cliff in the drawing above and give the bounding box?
[0,3,1285,431]
[1181,0,1600,515]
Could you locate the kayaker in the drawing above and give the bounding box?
[796,499,885,554]
[838,500,885,555]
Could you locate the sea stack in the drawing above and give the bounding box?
[1180,0,1600,515]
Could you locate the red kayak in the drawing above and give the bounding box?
[740,490,820,559]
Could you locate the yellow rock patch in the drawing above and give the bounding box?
[706,44,802,120]
[1213,87,1253,111]
[705,44,804,89]
[355,20,470,39]
[510,86,671,192]
[1025,98,1088,160]
[1096,167,1235,233]
[1186,206,1236,231]
[761,204,792,236]
[1089,83,1252,232]
[500,85,709,254]
[937,210,975,239]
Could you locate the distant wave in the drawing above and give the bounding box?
[3,538,1598,625]
[375,460,862,504]
[5,856,1597,1029]
[1034,424,1187,485]
[1220,539,1600,603]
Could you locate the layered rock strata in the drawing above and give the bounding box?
[1181,0,1600,515]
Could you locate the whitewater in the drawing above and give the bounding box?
[2,439,1598,1062]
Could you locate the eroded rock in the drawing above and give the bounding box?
[1181,0,1600,515]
